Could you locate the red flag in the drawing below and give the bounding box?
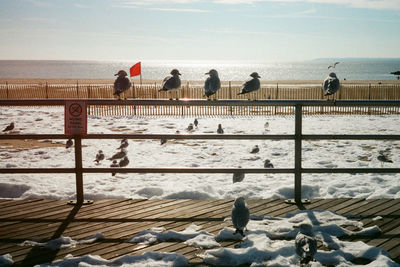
[130,62,141,77]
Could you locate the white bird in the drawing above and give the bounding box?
[231,197,250,237]
[119,156,129,167]
[264,159,274,168]
[294,223,317,266]
[323,72,340,96]
[94,150,105,164]
[107,149,127,160]
[66,139,73,149]
[217,124,224,134]
[2,122,14,132]
[250,145,259,154]
[328,62,340,69]
[238,72,261,97]
[159,69,181,92]
[204,69,221,99]
[232,167,245,183]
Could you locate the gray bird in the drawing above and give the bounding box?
[110,160,119,176]
[250,145,259,154]
[264,159,274,168]
[238,72,261,96]
[94,150,105,164]
[217,124,224,134]
[231,197,250,237]
[232,167,245,183]
[113,70,132,99]
[328,62,340,69]
[161,138,167,145]
[66,139,73,149]
[159,69,181,92]
[377,150,393,167]
[187,123,194,132]
[2,122,14,132]
[323,72,340,96]
[294,223,317,266]
[204,69,221,99]
[108,149,127,160]
[194,118,199,127]
[119,156,129,167]
[118,140,129,149]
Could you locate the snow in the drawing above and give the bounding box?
[0,254,13,267]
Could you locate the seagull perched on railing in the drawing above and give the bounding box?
[204,69,221,100]
[238,72,261,99]
[113,70,132,100]
[294,223,317,266]
[322,72,340,97]
[2,122,14,133]
[159,69,181,100]
[231,197,250,237]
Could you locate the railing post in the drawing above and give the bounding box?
[294,104,302,204]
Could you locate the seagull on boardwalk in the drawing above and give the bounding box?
[238,72,261,98]
[231,197,250,237]
[328,62,340,69]
[232,167,245,183]
[2,122,14,133]
[264,159,274,168]
[204,69,221,99]
[110,160,119,176]
[118,139,129,149]
[94,150,105,164]
[377,150,393,167]
[323,72,340,97]
[250,145,260,154]
[294,223,317,266]
[217,124,224,134]
[66,139,73,149]
[159,69,181,92]
[108,148,127,160]
[194,118,199,127]
[119,156,129,167]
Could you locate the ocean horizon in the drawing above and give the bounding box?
[0,59,399,81]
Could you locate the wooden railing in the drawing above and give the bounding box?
[1,99,400,205]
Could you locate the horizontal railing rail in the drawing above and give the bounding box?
[1,99,400,204]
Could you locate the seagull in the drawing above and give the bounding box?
[377,150,393,167]
[160,138,167,145]
[113,70,132,99]
[264,159,274,168]
[322,72,340,97]
[294,223,317,266]
[107,149,127,160]
[194,118,199,127]
[204,69,221,100]
[217,124,224,134]
[110,160,119,176]
[118,139,129,149]
[119,156,129,167]
[264,122,269,129]
[250,145,260,154]
[94,150,105,164]
[66,139,73,149]
[238,72,261,98]
[231,197,250,237]
[187,123,194,132]
[232,167,245,183]
[2,122,14,133]
[159,69,181,91]
[328,62,340,69]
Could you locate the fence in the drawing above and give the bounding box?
[1,99,400,205]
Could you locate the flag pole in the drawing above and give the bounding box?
[140,73,142,86]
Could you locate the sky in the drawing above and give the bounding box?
[0,0,400,62]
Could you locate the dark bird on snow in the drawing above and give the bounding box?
[113,70,132,99]
[232,167,245,183]
[264,159,274,168]
[194,118,199,127]
[160,138,167,145]
[377,150,393,167]
[187,123,194,132]
[250,145,260,154]
[119,156,129,167]
[118,139,129,149]
[217,124,224,134]
[159,69,181,92]
[110,160,119,176]
[294,223,317,266]
[238,72,261,96]
[66,139,73,149]
[322,72,340,96]
[328,62,340,69]
[108,149,127,160]
[204,69,221,99]
[231,197,250,237]
[2,122,14,132]
[94,150,105,164]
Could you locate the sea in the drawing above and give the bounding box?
[0,58,399,81]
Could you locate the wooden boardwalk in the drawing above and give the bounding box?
[0,198,399,266]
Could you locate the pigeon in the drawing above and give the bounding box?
[110,160,119,176]
[187,123,194,132]
[264,159,274,168]
[232,167,245,183]
[66,139,73,149]
[119,156,129,167]
[113,70,132,99]
[118,139,129,149]
[231,197,250,237]
[328,62,340,69]
[217,124,224,134]
[159,69,181,92]
[294,223,317,266]
[322,72,340,96]
[377,150,393,167]
[94,150,105,164]
[161,138,167,145]
[238,72,261,96]
[2,122,14,132]
[194,118,199,127]
[250,145,259,154]
[108,149,127,160]
[204,69,221,99]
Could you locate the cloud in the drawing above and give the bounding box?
[148,7,210,12]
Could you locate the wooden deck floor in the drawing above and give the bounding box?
[0,198,399,266]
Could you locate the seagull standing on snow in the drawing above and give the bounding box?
[108,148,127,160]
[66,139,73,149]
[294,223,317,266]
[238,72,261,98]
[119,156,129,167]
[118,139,129,149]
[231,197,250,237]
[250,145,259,154]
[204,69,221,100]
[94,150,105,164]
[264,159,274,168]
[194,118,199,127]
[186,123,194,132]
[217,124,224,134]
[323,72,340,97]
[377,150,393,167]
[232,167,245,183]
[110,160,119,176]
[2,122,14,133]
[113,70,132,100]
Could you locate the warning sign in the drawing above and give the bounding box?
[65,100,87,135]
